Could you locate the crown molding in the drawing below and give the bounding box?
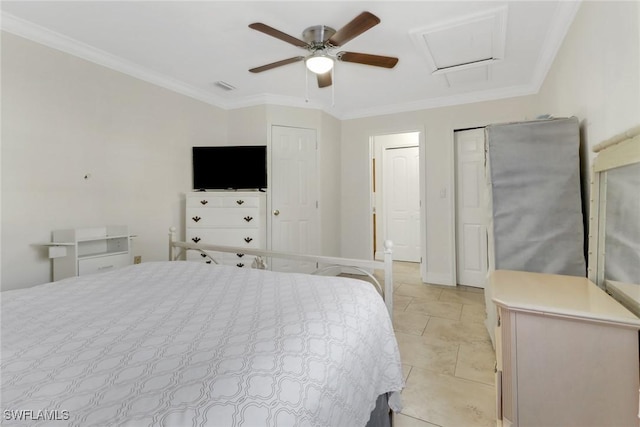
[1,2,580,121]
[1,10,344,118]
[225,93,333,114]
[0,11,227,109]
[340,83,540,120]
[529,0,582,93]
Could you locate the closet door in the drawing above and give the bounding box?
[455,128,488,287]
[270,125,319,273]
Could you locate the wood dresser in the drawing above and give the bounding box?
[490,269,640,427]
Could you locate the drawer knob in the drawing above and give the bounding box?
[236,253,245,258]
[244,237,253,243]
[236,263,245,268]
[192,216,201,223]
[192,237,201,243]
[200,200,208,205]
[200,253,207,258]
[244,216,253,222]
[236,200,245,205]
[206,260,212,264]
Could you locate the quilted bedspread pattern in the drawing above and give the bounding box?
[1,261,403,426]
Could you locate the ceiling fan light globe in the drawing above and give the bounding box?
[306,56,334,74]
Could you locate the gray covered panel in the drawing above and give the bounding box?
[487,117,586,276]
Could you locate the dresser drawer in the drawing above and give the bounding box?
[222,196,261,208]
[223,258,254,268]
[186,194,262,208]
[223,252,257,267]
[187,251,256,268]
[186,207,261,228]
[78,253,130,276]
[187,250,224,264]
[187,195,224,208]
[186,229,263,248]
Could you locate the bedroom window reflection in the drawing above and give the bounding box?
[604,162,640,284]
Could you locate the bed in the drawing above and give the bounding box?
[1,232,403,426]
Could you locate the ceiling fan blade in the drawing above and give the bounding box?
[249,56,305,73]
[327,11,380,46]
[317,72,332,88]
[249,23,308,48]
[337,52,398,68]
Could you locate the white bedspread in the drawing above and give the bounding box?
[1,262,403,426]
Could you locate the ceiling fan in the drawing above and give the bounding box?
[248,11,399,88]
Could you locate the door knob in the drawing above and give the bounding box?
[273,209,280,216]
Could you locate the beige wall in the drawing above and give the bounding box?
[1,33,342,291]
[1,33,228,290]
[318,112,342,256]
[227,105,268,146]
[537,0,639,157]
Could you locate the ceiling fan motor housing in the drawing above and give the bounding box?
[302,25,336,50]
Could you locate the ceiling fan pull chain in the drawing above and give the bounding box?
[305,66,310,103]
[331,68,335,107]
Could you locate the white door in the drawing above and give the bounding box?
[383,146,421,262]
[455,128,488,288]
[270,125,319,273]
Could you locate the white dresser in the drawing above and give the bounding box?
[185,191,266,268]
[51,225,132,281]
[491,270,640,427]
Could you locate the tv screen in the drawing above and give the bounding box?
[193,146,267,190]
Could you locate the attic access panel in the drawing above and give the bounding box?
[410,6,507,79]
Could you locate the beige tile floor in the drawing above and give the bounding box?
[365,262,497,427]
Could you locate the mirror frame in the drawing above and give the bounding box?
[588,125,640,288]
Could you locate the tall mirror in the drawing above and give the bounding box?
[589,126,640,316]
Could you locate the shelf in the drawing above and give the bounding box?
[47,235,132,245]
[78,250,129,260]
[50,226,132,281]
[76,234,130,243]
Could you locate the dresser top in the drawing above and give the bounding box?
[490,270,640,328]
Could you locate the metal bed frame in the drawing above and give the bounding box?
[169,227,395,317]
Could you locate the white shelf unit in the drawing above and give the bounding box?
[185,192,266,268]
[52,226,131,281]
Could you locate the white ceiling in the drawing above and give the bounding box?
[0,1,581,120]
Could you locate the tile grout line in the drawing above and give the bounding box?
[397,413,444,427]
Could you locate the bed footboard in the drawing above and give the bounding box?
[168,227,394,316]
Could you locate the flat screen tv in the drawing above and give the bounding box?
[193,146,267,190]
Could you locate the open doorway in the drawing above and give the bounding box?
[371,132,423,278]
